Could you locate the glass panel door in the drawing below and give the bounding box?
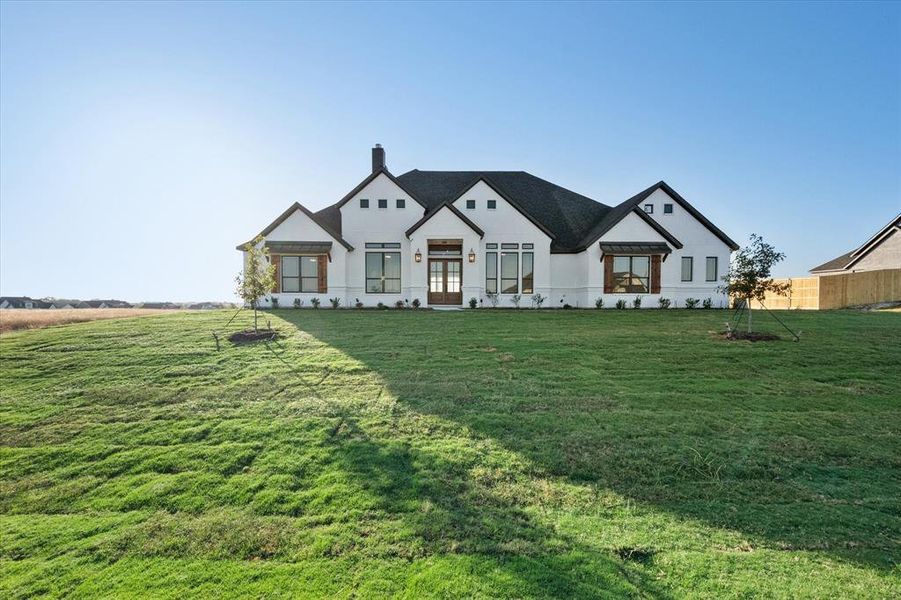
[447,261,461,293]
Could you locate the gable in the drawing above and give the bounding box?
[599,211,671,243]
[339,172,423,235]
[640,187,736,251]
[267,207,339,242]
[450,179,553,241]
[406,204,484,238]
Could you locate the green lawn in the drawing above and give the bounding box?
[1,309,899,598]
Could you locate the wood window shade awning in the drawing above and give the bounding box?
[265,241,333,256]
[599,242,671,258]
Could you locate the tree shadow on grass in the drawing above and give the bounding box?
[275,310,900,574]
[322,417,670,598]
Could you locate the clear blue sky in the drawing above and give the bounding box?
[1,1,899,302]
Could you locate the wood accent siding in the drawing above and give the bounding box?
[651,255,661,294]
[271,254,281,293]
[317,255,328,293]
[603,255,614,293]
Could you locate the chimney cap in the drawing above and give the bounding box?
[375,143,382,148]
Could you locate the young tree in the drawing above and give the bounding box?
[235,235,276,333]
[720,234,791,332]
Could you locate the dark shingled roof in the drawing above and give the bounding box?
[299,169,732,255]
[810,251,854,273]
[395,171,611,252]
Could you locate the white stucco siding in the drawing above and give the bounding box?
[550,252,589,307]
[407,206,483,307]
[338,173,423,304]
[451,180,553,305]
[246,206,350,307]
[639,189,733,306]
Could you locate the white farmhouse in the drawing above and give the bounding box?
[238,146,738,308]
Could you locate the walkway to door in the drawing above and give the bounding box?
[427,242,463,305]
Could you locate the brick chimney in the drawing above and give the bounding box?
[372,144,385,173]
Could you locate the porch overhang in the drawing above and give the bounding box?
[599,242,672,261]
[264,241,333,254]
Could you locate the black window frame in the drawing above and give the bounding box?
[377,198,388,209]
[487,199,497,210]
[500,252,519,294]
[681,256,693,282]
[644,204,654,214]
[485,243,498,249]
[365,252,401,294]
[360,198,369,208]
[281,255,319,293]
[486,251,498,294]
[522,252,534,294]
[663,203,673,214]
[706,256,718,282]
[465,199,476,210]
[611,255,650,294]
[396,198,405,208]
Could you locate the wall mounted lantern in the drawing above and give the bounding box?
[468,248,476,263]
[414,249,422,263]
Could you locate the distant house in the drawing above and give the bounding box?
[85,300,133,309]
[139,302,181,309]
[811,214,901,275]
[0,296,39,309]
[47,299,90,309]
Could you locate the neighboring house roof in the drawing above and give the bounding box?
[0,296,35,308]
[237,202,354,251]
[405,202,485,238]
[810,213,901,274]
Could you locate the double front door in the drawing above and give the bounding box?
[428,259,462,305]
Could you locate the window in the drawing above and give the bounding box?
[485,243,498,249]
[501,252,519,293]
[396,198,405,208]
[365,242,401,249]
[522,252,534,294]
[377,199,388,209]
[664,203,673,214]
[466,199,476,209]
[501,243,519,249]
[486,252,498,294]
[612,256,650,293]
[282,256,319,293]
[644,204,654,214]
[522,243,534,249]
[706,257,718,282]
[360,198,369,208]
[487,199,497,210]
[366,252,401,293]
[681,257,693,282]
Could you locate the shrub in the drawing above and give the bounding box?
[595,297,604,309]
[632,296,642,309]
[293,298,303,309]
[685,298,700,309]
[702,297,713,309]
[329,297,341,309]
[562,303,573,309]
[486,293,499,308]
[469,297,478,309]
[404,299,411,309]
[377,302,387,310]
[270,297,279,309]
[657,297,671,309]
[615,299,627,310]
[531,293,546,309]
[394,300,405,309]
[412,298,421,309]
[354,298,364,309]
[311,297,321,309]
[511,294,521,309]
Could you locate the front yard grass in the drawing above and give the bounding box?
[1,309,899,598]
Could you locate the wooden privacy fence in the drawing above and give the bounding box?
[750,268,901,310]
